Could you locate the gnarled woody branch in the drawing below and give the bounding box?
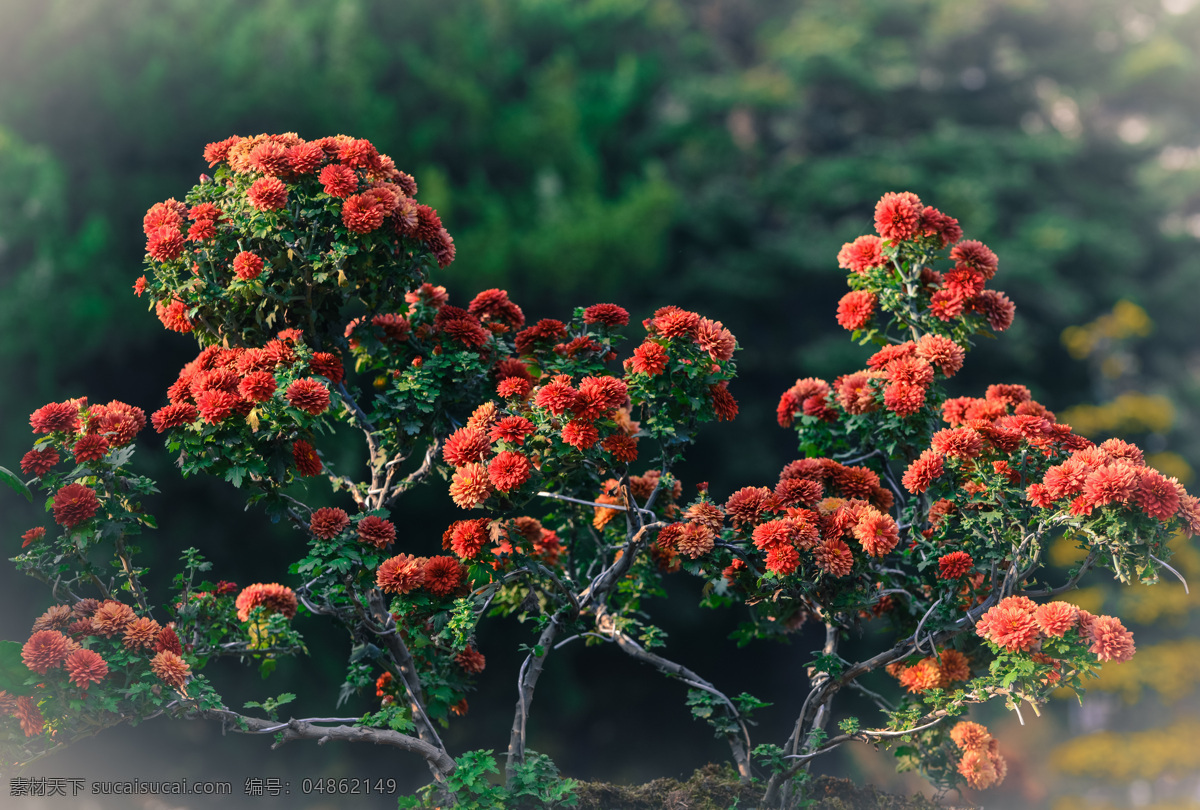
[193,708,455,777]
[593,604,752,780]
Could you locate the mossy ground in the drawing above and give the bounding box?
[570,764,970,810]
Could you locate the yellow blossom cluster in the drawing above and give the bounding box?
[1051,720,1200,782]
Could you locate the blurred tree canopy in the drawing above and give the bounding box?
[2,0,1200,798]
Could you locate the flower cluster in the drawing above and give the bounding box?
[4,599,191,739]
[976,596,1135,664]
[949,721,1007,790]
[141,133,453,348]
[836,190,1013,343]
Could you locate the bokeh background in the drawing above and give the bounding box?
[2,0,1200,807]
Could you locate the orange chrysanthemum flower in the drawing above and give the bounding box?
[123,617,162,650]
[235,583,298,622]
[91,601,137,637]
[423,556,465,596]
[455,647,486,674]
[450,462,492,509]
[310,507,350,540]
[150,650,191,692]
[377,554,425,594]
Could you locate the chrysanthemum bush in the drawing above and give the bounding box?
[2,136,1197,808]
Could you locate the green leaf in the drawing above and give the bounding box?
[0,640,35,695]
[0,466,32,503]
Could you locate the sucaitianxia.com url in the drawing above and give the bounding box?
[10,777,232,797]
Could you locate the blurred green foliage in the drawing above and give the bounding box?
[2,0,1200,796]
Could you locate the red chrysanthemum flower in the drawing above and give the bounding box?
[285,379,330,416]
[468,289,525,330]
[342,193,387,234]
[143,199,186,233]
[971,290,1015,332]
[377,554,425,594]
[943,265,985,300]
[357,515,396,549]
[602,434,639,463]
[928,289,965,322]
[203,136,239,167]
[449,519,490,559]
[930,427,984,460]
[696,318,737,362]
[15,696,44,737]
[155,299,194,333]
[583,303,630,326]
[146,224,186,262]
[1082,462,1139,508]
[155,626,183,656]
[937,551,973,579]
[874,191,924,242]
[488,451,532,492]
[676,522,715,559]
[21,527,46,548]
[72,434,109,463]
[836,235,885,274]
[338,138,379,170]
[455,646,487,674]
[319,163,359,198]
[836,290,876,331]
[195,389,239,423]
[22,630,71,673]
[902,450,945,494]
[449,462,492,509]
[133,276,147,297]
[1033,601,1077,637]
[489,417,535,446]
[151,650,191,692]
[308,352,344,385]
[915,334,965,377]
[65,648,108,689]
[467,401,500,433]
[310,507,350,539]
[423,556,465,596]
[235,583,298,621]
[86,400,145,447]
[287,141,325,174]
[725,487,771,528]
[651,306,701,339]
[852,508,900,557]
[764,543,801,576]
[151,403,198,432]
[814,537,855,577]
[52,482,100,528]
[444,427,492,466]
[629,341,669,376]
[187,218,216,242]
[91,601,136,637]
[950,240,999,280]
[247,176,288,211]
[497,377,532,399]
[561,419,600,450]
[535,379,580,416]
[1135,469,1181,521]
[575,376,628,418]
[919,206,963,247]
[882,380,927,417]
[248,140,291,176]
[292,439,323,477]
[232,251,265,281]
[441,316,491,348]
[20,447,59,477]
[711,383,739,421]
[977,604,1040,652]
[237,371,276,403]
